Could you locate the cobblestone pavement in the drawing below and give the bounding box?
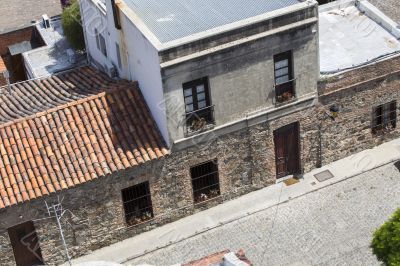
[127,163,400,266]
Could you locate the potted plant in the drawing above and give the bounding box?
[191,117,207,131]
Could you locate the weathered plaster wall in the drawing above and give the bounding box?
[162,22,319,143]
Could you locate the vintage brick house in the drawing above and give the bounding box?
[0,0,400,265]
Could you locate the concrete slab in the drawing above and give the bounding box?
[22,18,86,78]
[319,2,400,74]
[68,136,400,266]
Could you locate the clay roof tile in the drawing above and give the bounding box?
[0,66,168,209]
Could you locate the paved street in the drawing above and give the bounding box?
[128,163,400,266]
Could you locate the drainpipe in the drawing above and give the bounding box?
[317,123,323,168]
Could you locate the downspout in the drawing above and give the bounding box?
[317,122,323,168]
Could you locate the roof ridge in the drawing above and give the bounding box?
[0,65,93,92]
[0,81,139,130]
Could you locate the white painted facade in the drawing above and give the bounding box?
[80,0,109,69]
[80,0,169,145]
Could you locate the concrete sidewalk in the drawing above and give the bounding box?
[69,138,400,265]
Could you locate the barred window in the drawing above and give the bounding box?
[372,101,397,133]
[274,51,295,104]
[183,77,215,133]
[122,182,153,226]
[190,160,220,203]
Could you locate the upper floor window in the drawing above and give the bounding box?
[190,160,220,203]
[274,51,295,104]
[372,101,397,134]
[122,182,154,226]
[95,29,107,57]
[111,0,122,30]
[183,77,215,134]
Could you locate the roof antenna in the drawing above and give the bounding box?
[3,70,11,94]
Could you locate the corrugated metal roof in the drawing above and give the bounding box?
[124,0,301,43]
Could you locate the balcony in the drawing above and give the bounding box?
[275,79,296,105]
[184,105,215,136]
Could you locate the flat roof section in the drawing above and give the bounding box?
[23,18,86,78]
[8,41,33,56]
[319,2,400,74]
[123,0,301,43]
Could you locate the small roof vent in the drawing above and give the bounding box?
[42,14,51,29]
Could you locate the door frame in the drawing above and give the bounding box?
[273,122,301,179]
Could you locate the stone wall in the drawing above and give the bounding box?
[0,231,14,266]
[318,70,400,165]
[0,106,321,265]
[1,57,400,265]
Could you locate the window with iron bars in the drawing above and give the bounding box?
[190,160,220,203]
[372,101,397,134]
[274,51,295,104]
[183,77,215,134]
[122,182,154,226]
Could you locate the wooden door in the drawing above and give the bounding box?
[8,221,44,266]
[274,122,300,179]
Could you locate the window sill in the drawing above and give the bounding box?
[194,194,222,206]
[275,97,297,107]
[372,128,396,136]
[126,217,155,229]
[185,123,215,138]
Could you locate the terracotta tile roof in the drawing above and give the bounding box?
[0,67,169,209]
[0,57,6,73]
[183,250,230,266]
[183,249,252,266]
[0,67,115,124]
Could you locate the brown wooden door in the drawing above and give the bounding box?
[8,221,44,266]
[274,122,300,179]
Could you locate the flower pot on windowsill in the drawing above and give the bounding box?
[277,92,293,103]
[190,117,207,131]
[194,189,221,204]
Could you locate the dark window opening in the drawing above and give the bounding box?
[190,160,220,203]
[183,77,215,134]
[274,51,295,104]
[372,101,397,134]
[122,182,154,226]
[116,42,122,69]
[95,29,107,57]
[111,0,122,30]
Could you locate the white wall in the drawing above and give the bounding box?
[80,0,169,145]
[80,0,110,69]
[118,12,169,145]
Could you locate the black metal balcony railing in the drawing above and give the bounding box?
[184,105,215,135]
[275,79,296,104]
